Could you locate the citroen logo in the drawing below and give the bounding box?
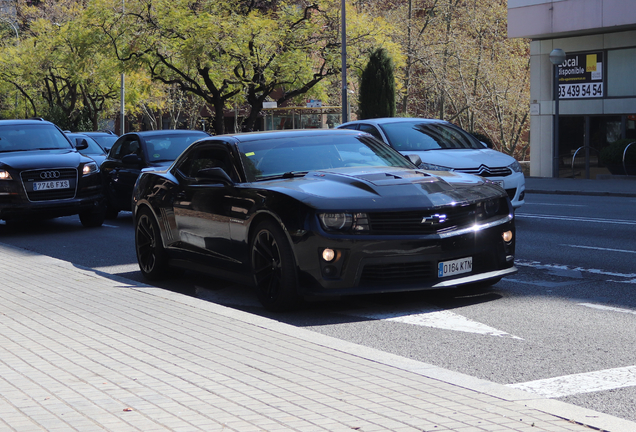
[40,171,61,179]
[421,213,447,224]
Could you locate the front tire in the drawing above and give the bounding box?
[135,208,170,280]
[250,220,300,311]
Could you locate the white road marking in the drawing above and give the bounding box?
[579,303,636,316]
[507,365,636,398]
[515,259,636,280]
[563,244,636,254]
[526,203,586,207]
[93,264,140,273]
[343,307,523,339]
[515,213,636,225]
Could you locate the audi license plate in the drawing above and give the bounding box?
[438,257,473,278]
[33,180,70,191]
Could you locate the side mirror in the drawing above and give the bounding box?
[195,167,234,185]
[122,154,142,165]
[75,139,89,150]
[480,141,491,149]
[406,154,422,167]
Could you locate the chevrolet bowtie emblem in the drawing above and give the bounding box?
[422,213,447,224]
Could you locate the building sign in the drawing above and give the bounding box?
[557,52,604,99]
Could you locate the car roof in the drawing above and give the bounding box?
[341,117,448,126]
[123,130,209,137]
[81,131,117,136]
[224,128,365,143]
[0,119,56,126]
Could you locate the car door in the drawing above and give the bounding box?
[101,134,145,211]
[172,141,240,266]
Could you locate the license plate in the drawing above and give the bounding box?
[33,180,70,191]
[492,180,504,188]
[438,257,473,278]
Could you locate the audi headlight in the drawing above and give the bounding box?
[318,213,369,232]
[509,160,522,173]
[0,169,12,180]
[418,162,452,171]
[82,161,99,176]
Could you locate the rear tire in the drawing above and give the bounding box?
[104,203,119,219]
[135,208,170,280]
[79,207,105,228]
[250,220,300,311]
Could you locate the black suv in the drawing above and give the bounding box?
[0,119,105,227]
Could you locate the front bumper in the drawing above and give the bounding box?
[293,216,516,296]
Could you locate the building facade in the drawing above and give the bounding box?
[508,0,636,178]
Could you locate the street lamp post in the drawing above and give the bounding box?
[549,48,566,178]
[341,0,348,124]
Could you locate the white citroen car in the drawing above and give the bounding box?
[338,117,525,208]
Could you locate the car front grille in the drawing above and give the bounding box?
[360,261,435,283]
[455,165,512,177]
[359,252,496,286]
[20,169,78,201]
[368,204,478,235]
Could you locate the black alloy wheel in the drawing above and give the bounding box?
[251,220,300,311]
[135,208,170,280]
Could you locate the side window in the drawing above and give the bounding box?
[112,137,141,159]
[178,144,239,182]
[358,124,384,141]
[109,139,125,159]
[339,124,359,131]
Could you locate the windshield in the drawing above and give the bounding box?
[238,134,415,182]
[380,122,484,151]
[145,132,208,162]
[0,124,72,152]
[89,135,118,151]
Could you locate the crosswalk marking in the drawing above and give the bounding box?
[343,307,523,339]
[507,365,636,398]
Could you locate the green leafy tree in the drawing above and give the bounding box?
[91,0,399,134]
[359,47,396,119]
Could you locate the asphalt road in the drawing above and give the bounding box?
[2,192,636,422]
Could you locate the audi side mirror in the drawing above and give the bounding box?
[75,139,89,150]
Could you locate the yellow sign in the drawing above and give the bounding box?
[586,54,597,72]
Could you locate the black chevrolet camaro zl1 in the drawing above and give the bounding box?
[132,129,517,311]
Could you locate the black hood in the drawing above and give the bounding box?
[257,167,505,211]
[0,149,88,170]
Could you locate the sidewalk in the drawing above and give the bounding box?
[2,244,636,432]
[524,175,636,197]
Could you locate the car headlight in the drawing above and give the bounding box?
[509,160,522,173]
[318,213,369,232]
[0,169,13,180]
[418,162,452,171]
[82,161,99,176]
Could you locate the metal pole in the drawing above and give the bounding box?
[552,64,560,178]
[584,115,590,179]
[341,0,348,124]
[120,0,125,134]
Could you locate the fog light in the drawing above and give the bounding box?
[322,248,336,262]
[323,265,337,276]
[502,230,513,242]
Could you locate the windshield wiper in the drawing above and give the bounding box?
[256,171,309,181]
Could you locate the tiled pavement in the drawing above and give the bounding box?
[1,243,635,432]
